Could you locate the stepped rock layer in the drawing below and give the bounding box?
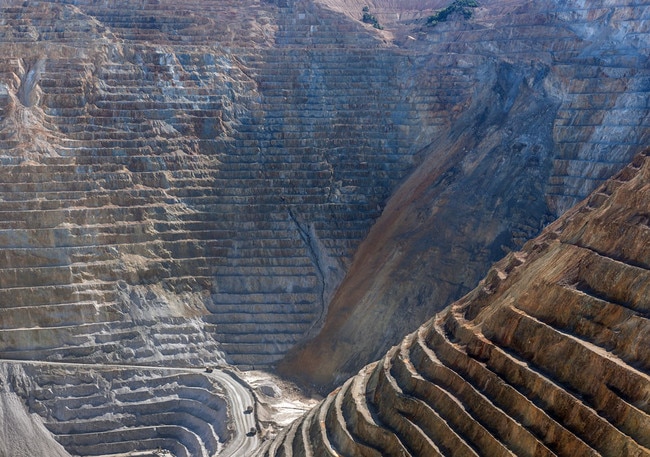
[260,150,650,456]
[0,361,239,457]
[1,0,650,375]
[279,0,650,389]
[0,365,71,457]
[1,0,650,453]
[0,0,445,369]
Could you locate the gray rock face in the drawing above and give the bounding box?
[0,365,71,457]
[0,362,231,457]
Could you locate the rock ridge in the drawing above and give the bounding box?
[260,149,650,456]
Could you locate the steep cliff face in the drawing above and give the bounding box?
[260,150,650,457]
[279,0,650,389]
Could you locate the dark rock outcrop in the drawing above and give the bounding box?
[260,150,650,456]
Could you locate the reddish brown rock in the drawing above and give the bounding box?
[262,150,650,456]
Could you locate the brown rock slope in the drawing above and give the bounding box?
[260,151,650,456]
[279,0,650,389]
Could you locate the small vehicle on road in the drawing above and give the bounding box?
[244,405,253,414]
[247,427,257,436]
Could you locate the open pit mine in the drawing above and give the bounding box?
[0,0,648,456]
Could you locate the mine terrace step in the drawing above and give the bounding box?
[327,377,381,457]
[55,425,203,457]
[307,390,337,456]
[415,324,554,456]
[446,308,649,456]
[0,282,116,307]
[367,347,444,456]
[391,334,483,457]
[342,363,411,456]
[520,279,650,371]
[0,302,122,329]
[576,250,650,317]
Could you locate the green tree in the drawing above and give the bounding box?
[427,0,479,26]
[361,7,384,30]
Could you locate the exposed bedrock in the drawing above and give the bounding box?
[0,0,463,370]
[261,150,650,457]
[1,0,650,453]
[279,0,650,390]
[0,0,648,376]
